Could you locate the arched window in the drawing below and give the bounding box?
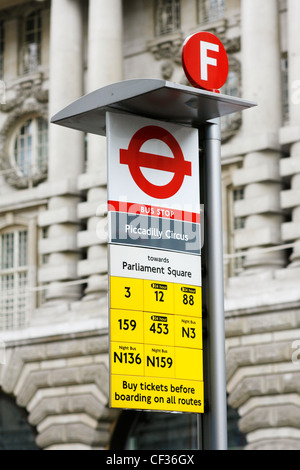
[21,10,42,74]
[12,117,48,179]
[0,394,39,450]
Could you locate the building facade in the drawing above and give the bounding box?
[0,0,299,450]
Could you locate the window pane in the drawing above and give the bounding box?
[13,117,48,181]
[1,233,14,270]
[23,10,42,74]
[14,120,33,176]
[19,231,28,267]
[0,274,14,330]
[199,0,225,24]
[155,0,181,36]
[17,272,28,327]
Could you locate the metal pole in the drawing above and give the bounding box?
[200,118,227,450]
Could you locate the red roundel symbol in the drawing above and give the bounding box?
[120,126,192,199]
[182,31,229,92]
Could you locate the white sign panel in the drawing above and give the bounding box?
[109,244,202,286]
[106,112,201,254]
[107,112,200,213]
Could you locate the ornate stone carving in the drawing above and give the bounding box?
[147,31,183,65]
[0,76,48,189]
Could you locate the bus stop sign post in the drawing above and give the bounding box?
[181,31,229,451]
[51,33,256,450]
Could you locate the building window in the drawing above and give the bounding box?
[0,21,4,80]
[155,0,181,36]
[21,10,42,74]
[0,228,29,330]
[232,187,245,275]
[13,117,48,180]
[199,0,225,24]
[226,185,245,277]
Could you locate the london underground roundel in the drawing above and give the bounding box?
[182,32,229,92]
[120,125,192,199]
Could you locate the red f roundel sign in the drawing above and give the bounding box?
[182,31,229,92]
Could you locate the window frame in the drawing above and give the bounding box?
[10,115,48,181]
[20,9,42,75]
[154,0,181,37]
[0,226,29,330]
[198,0,226,25]
[0,215,37,331]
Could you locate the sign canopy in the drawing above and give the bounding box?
[51,79,256,136]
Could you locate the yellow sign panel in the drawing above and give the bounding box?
[110,375,204,413]
[109,275,204,413]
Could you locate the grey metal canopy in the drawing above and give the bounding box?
[51,79,256,135]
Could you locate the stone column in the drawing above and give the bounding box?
[38,0,84,302]
[77,0,123,300]
[280,0,300,269]
[233,0,284,273]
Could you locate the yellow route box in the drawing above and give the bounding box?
[111,342,144,376]
[144,280,174,314]
[144,312,174,346]
[110,309,144,344]
[174,284,202,317]
[110,276,144,311]
[174,315,202,349]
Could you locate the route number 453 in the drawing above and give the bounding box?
[150,322,169,335]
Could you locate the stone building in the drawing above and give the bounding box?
[0,0,299,450]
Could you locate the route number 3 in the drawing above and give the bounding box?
[124,287,131,298]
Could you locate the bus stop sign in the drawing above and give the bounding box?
[182,31,229,92]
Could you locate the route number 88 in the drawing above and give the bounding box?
[183,294,194,306]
